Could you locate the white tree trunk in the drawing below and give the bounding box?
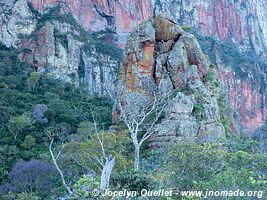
[100,157,116,191]
[134,145,140,172]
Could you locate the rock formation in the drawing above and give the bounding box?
[117,16,226,146]
[0,0,122,95]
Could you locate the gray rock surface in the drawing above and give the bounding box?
[0,0,120,95]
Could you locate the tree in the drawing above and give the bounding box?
[90,110,116,191]
[117,91,170,172]
[155,140,267,196]
[7,112,33,140]
[47,131,73,195]
[28,72,41,91]
[159,142,226,190]
[7,159,55,196]
[22,135,36,150]
[32,104,48,124]
[76,121,95,141]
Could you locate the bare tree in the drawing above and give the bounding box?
[117,91,170,172]
[47,131,73,195]
[90,109,116,191]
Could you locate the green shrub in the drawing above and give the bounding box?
[158,142,225,190]
[0,46,113,188]
[205,70,216,82]
[2,192,41,200]
[181,25,191,32]
[193,103,204,114]
[111,171,154,193]
[71,175,100,199]
[209,63,216,69]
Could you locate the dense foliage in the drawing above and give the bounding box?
[0,44,113,198]
[153,138,267,199]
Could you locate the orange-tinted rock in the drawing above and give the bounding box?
[116,16,227,144]
[140,43,155,72]
[119,17,211,94]
[155,15,183,41]
[120,41,155,92]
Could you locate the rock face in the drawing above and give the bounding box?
[155,0,267,135]
[155,0,267,57]
[193,28,267,135]
[27,0,154,46]
[0,0,155,95]
[117,16,226,146]
[0,0,122,95]
[215,51,267,135]
[0,0,37,47]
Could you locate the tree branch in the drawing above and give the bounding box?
[49,138,73,195]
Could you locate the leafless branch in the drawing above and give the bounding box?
[90,108,107,160]
[49,137,73,195]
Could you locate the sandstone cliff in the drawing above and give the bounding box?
[2,0,153,47]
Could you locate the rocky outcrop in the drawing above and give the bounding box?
[0,0,154,95]
[216,52,267,135]
[117,16,226,146]
[195,34,267,135]
[18,19,119,94]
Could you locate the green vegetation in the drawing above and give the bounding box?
[193,103,205,114]
[2,192,41,200]
[181,25,191,32]
[209,63,216,69]
[1,22,267,199]
[217,93,232,135]
[78,52,85,79]
[89,33,123,62]
[35,5,81,33]
[157,140,267,197]
[205,70,216,82]
[63,131,133,174]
